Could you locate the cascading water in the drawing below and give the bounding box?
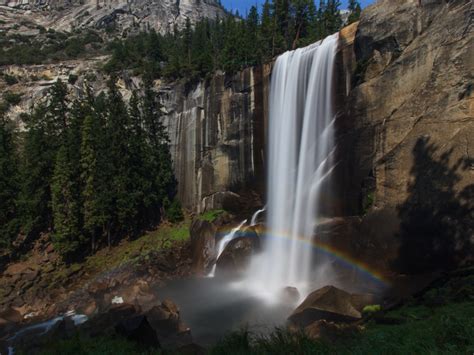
[250,207,266,227]
[208,220,248,277]
[244,33,339,301]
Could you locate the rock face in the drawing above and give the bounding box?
[161,66,269,211]
[331,0,474,274]
[0,0,225,34]
[189,219,217,274]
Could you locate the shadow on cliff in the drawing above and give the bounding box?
[393,137,473,274]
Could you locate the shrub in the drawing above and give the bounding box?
[3,91,22,106]
[3,73,18,85]
[68,74,79,85]
[165,198,184,223]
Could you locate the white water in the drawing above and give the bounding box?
[208,220,248,277]
[250,207,266,226]
[244,34,339,302]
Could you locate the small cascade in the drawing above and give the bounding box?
[208,220,248,277]
[250,207,266,227]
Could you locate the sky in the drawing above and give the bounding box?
[221,0,376,15]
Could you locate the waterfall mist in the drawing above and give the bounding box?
[244,33,339,302]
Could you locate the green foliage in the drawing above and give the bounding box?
[3,79,178,259]
[348,0,362,24]
[209,302,474,355]
[68,74,78,85]
[3,73,18,85]
[362,191,374,215]
[164,198,185,223]
[3,91,22,106]
[0,29,104,65]
[104,0,344,81]
[362,304,382,315]
[0,115,20,254]
[198,209,225,222]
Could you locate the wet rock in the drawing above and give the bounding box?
[0,308,21,323]
[84,303,140,337]
[281,287,301,304]
[288,286,376,327]
[77,299,97,317]
[146,302,180,337]
[115,315,160,349]
[303,319,360,341]
[190,219,217,274]
[216,228,261,274]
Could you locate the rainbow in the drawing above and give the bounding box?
[215,226,391,287]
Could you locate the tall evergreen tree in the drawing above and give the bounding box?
[142,78,177,220]
[260,0,275,60]
[348,0,362,24]
[18,80,68,241]
[51,144,83,258]
[105,77,135,245]
[0,114,19,254]
[81,90,112,252]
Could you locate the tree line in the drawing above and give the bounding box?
[105,0,361,80]
[0,79,182,261]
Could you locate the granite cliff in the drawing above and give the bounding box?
[0,0,225,34]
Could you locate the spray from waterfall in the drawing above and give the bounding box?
[208,220,248,277]
[244,33,339,301]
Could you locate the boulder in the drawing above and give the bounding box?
[288,286,376,327]
[146,302,180,337]
[115,315,160,348]
[216,227,260,274]
[146,300,192,348]
[0,307,22,323]
[303,319,360,341]
[190,219,217,274]
[201,191,242,214]
[84,303,141,337]
[281,287,301,304]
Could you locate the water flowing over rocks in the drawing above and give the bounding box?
[215,229,261,276]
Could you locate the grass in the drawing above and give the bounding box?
[41,218,191,290]
[209,301,474,355]
[198,209,225,222]
[83,219,190,274]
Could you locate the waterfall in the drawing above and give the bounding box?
[250,207,266,226]
[244,34,339,301]
[208,220,248,277]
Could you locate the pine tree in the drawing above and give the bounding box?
[290,0,317,48]
[51,144,83,258]
[142,79,177,221]
[260,0,275,61]
[81,90,112,251]
[348,0,362,24]
[324,0,343,35]
[0,114,19,254]
[272,0,291,53]
[105,77,135,244]
[245,6,261,66]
